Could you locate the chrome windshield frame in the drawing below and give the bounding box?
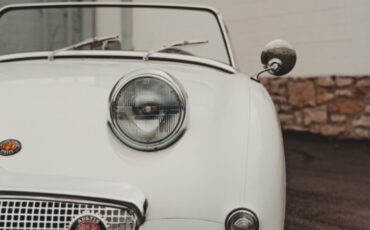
[0,2,238,71]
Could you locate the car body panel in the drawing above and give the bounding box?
[0,59,284,228]
[0,2,286,229]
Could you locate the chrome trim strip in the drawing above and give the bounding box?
[108,69,189,151]
[0,2,238,70]
[0,2,221,15]
[217,14,237,69]
[0,51,237,74]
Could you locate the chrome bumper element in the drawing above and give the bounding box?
[0,195,139,230]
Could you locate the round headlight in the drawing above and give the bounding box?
[225,209,259,230]
[109,69,188,151]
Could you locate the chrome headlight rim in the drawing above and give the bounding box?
[108,68,188,151]
[225,208,259,230]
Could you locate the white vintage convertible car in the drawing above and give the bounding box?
[0,2,296,230]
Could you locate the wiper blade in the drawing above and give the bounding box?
[48,35,119,61]
[143,39,208,61]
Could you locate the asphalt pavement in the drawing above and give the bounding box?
[284,131,370,230]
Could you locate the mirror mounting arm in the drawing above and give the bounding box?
[252,58,282,81]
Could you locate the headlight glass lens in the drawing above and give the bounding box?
[114,77,181,142]
[109,70,187,150]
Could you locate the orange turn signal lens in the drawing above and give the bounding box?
[0,140,17,151]
[0,139,21,156]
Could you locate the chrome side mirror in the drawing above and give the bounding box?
[254,40,297,80]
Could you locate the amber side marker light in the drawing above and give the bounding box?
[0,139,22,156]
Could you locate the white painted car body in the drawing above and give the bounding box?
[0,3,285,230]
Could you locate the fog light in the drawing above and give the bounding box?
[225,208,259,230]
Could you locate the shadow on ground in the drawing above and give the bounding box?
[284,131,370,230]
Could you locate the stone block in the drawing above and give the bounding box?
[280,104,292,112]
[269,84,287,96]
[270,77,289,86]
[309,125,321,133]
[288,80,316,107]
[316,77,335,87]
[365,105,370,115]
[271,95,287,103]
[356,78,370,87]
[330,114,347,123]
[335,89,354,97]
[283,124,307,131]
[353,115,370,128]
[329,100,365,114]
[351,128,370,139]
[303,106,327,125]
[317,88,334,104]
[319,125,345,136]
[278,113,295,124]
[336,77,354,87]
[294,111,303,124]
[335,88,365,98]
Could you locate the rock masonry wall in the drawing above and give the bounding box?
[260,76,370,139]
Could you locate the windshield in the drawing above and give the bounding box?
[0,4,231,65]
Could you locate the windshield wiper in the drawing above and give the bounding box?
[143,39,208,61]
[48,35,119,61]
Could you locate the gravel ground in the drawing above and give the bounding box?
[284,131,370,230]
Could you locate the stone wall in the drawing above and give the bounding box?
[260,76,370,139]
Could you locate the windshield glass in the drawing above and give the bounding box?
[0,5,230,64]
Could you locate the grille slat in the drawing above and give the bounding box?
[0,197,138,230]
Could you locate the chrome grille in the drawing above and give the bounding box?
[0,196,138,230]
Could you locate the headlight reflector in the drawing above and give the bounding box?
[109,69,187,151]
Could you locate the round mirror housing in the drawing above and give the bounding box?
[261,40,297,76]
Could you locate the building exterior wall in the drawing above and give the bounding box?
[261,76,370,139]
[136,0,370,77]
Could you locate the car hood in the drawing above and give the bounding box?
[0,59,251,223]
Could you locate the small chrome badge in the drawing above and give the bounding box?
[0,139,22,156]
[69,213,108,230]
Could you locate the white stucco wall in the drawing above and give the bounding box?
[135,0,370,77]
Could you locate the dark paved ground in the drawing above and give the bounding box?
[284,131,370,230]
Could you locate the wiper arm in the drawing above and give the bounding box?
[48,35,119,61]
[143,39,208,61]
